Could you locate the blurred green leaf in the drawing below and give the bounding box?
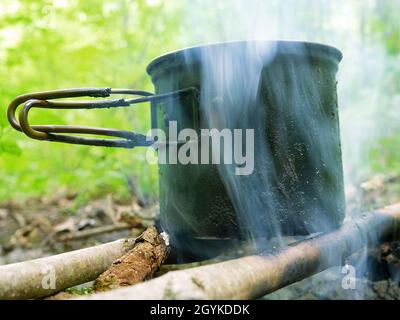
[0,139,22,156]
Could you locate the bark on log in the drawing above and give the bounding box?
[81,203,400,300]
[0,238,136,300]
[94,226,169,291]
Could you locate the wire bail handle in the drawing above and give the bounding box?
[7,87,197,148]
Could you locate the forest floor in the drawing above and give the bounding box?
[1,174,400,299]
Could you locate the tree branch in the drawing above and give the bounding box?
[0,238,137,299]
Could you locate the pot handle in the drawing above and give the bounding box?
[7,87,196,148]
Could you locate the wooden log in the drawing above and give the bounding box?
[0,238,137,300]
[56,223,140,242]
[94,226,169,291]
[80,203,400,300]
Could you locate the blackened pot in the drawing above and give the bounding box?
[146,41,345,260]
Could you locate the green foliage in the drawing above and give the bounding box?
[65,286,93,295]
[0,0,182,202]
[369,131,400,174]
[368,1,400,56]
[363,1,400,178]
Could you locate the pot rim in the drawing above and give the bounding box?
[146,40,343,76]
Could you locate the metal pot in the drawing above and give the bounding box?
[8,41,345,260]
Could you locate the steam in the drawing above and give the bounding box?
[196,41,282,246]
[170,0,399,294]
[179,0,396,190]
[181,41,344,250]
[177,0,347,249]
